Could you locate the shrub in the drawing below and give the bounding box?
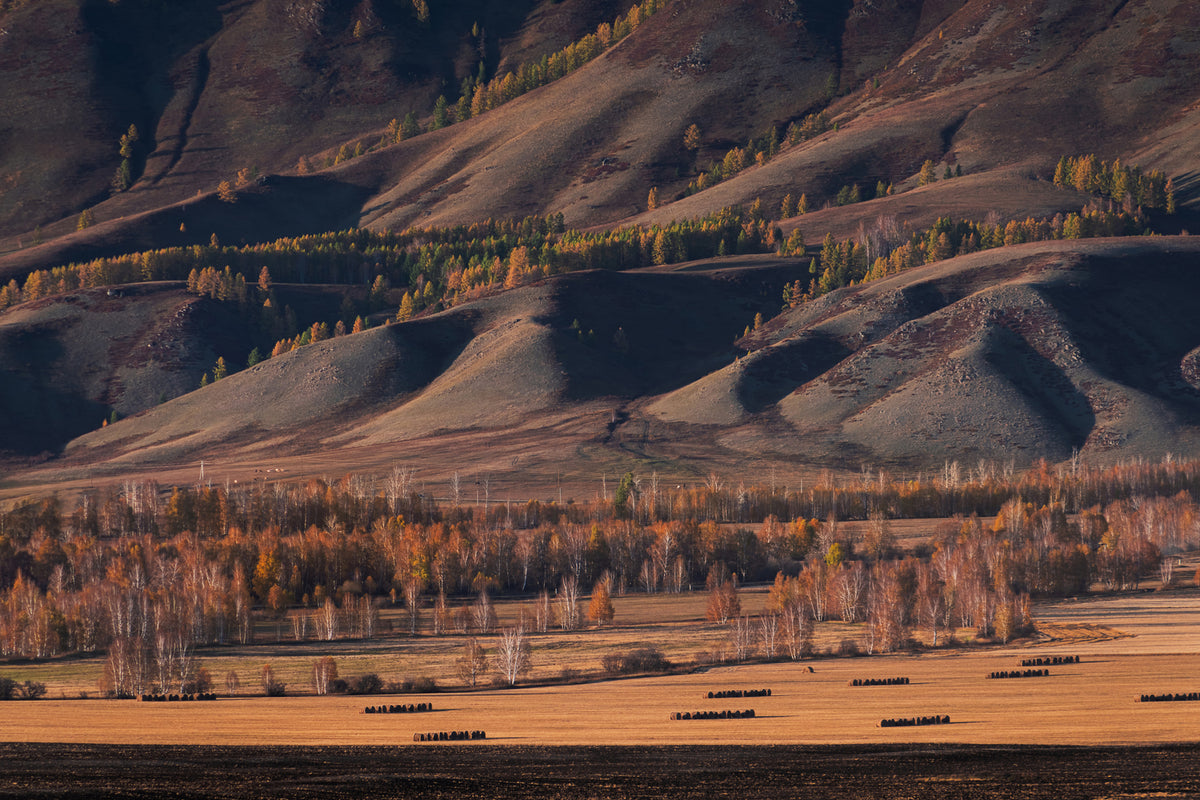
[601,647,671,676]
[18,681,46,700]
[835,638,860,657]
[183,668,212,696]
[0,678,44,701]
[347,673,384,695]
[397,676,439,693]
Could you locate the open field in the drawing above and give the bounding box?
[5,588,1200,748]
[3,554,1199,798]
[4,651,1200,747]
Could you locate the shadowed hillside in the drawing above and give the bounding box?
[2,0,1200,497]
[3,0,1197,281]
[651,238,1200,469]
[0,237,1195,499]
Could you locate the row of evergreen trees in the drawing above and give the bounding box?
[1053,154,1174,212]
[781,200,1157,309]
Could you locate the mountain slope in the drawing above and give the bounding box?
[3,0,1200,496]
[9,0,1198,282]
[651,237,1200,469]
[44,262,789,471]
[2,237,1197,500]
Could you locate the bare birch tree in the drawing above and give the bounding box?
[312,656,338,695]
[915,562,946,646]
[779,603,813,661]
[290,610,308,641]
[757,613,780,659]
[533,589,552,633]
[314,597,338,640]
[472,588,497,634]
[456,638,488,687]
[556,575,582,631]
[494,627,532,686]
[728,615,755,662]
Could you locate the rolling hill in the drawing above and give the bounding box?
[2,0,1200,498]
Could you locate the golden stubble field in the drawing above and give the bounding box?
[4,588,1200,748]
[3,651,1198,747]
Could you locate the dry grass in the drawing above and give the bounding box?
[5,587,1200,746]
[5,651,1198,747]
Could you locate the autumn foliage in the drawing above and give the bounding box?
[0,457,1196,667]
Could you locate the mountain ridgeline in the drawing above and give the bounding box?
[1,0,1200,493]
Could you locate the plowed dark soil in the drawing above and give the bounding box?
[2,743,1198,799]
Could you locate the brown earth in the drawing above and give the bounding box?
[2,742,1199,799]
[9,650,1200,747]
[4,577,1200,794]
[6,585,1200,745]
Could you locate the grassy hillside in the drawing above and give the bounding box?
[2,0,1200,497]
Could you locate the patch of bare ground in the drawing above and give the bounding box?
[1,743,1199,800]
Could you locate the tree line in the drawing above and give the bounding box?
[0,207,781,315]
[781,200,1160,309]
[1,456,1197,667]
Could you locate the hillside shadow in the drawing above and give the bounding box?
[369,312,483,400]
[735,333,852,415]
[1,175,376,277]
[550,270,788,401]
[1037,254,1200,425]
[981,324,1094,456]
[82,0,224,183]
[0,330,108,456]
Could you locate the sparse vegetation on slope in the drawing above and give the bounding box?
[1,0,1200,511]
[780,199,1164,309]
[1,207,781,323]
